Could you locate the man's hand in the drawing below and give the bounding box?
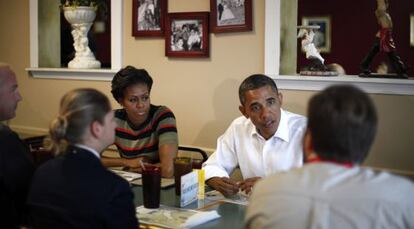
[239,177,261,195]
[206,177,240,197]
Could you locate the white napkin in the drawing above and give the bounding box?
[181,210,220,228]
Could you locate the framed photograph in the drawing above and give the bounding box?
[411,14,414,47]
[210,0,252,33]
[302,16,331,53]
[165,12,210,58]
[132,0,167,37]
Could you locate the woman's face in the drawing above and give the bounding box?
[119,83,151,126]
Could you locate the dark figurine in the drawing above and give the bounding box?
[360,0,408,78]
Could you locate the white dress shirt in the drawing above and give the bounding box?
[74,144,100,159]
[203,109,307,180]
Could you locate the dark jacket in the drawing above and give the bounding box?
[0,124,35,228]
[28,145,139,229]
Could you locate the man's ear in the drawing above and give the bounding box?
[90,120,103,139]
[239,105,248,118]
[303,129,313,155]
[278,92,283,106]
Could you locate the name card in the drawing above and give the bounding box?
[180,171,199,207]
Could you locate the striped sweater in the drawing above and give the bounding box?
[114,105,178,162]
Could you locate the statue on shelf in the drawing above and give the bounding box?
[297,26,337,76]
[360,0,408,79]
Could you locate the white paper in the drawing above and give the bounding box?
[110,169,141,182]
[136,205,220,228]
[205,190,249,206]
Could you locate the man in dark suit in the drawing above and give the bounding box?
[0,63,35,228]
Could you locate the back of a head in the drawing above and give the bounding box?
[49,88,111,154]
[239,74,278,105]
[0,63,11,86]
[307,85,377,164]
[111,66,153,102]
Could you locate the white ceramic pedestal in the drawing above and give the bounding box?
[63,6,101,69]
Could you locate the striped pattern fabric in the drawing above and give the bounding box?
[114,105,178,162]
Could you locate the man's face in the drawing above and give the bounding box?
[0,68,22,121]
[100,110,117,148]
[239,85,283,140]
[119,83,151,126]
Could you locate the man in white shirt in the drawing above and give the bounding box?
[203,74,306,196]
[245,85,414,229]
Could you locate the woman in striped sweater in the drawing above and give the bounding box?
[101,66,178,178]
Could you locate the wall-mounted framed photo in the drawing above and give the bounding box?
[302,16,331,53]
[165,12,210,58]
[410,14,414,47]
[132,0,167,37]
[210,0,252,33]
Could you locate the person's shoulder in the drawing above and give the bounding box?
[231,116,249,125]
[0,124,14,138]
[156,105,175,113]
[152,105,176,119]
[282,109,307,128]
[104,169,132,190]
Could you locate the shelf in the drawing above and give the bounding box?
[271,75,414,95]
[26,68,118,81]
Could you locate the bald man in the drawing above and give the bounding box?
[0,63,35,228]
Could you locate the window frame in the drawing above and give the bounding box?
[26,0,123,81]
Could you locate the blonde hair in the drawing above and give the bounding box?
[48,88,111,154]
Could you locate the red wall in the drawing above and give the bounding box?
[297,0,414,75]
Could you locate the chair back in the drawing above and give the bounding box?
[24,135,54,167]
[178,146,208,162]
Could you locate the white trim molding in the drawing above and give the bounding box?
[27,0,123,81]
[264,0,414,95]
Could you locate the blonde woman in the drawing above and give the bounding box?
[28,88,139,228]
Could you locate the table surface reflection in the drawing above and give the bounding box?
[131,184,246,228]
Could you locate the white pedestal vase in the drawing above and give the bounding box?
[63,6,101,69]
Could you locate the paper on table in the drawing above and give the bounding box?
[205,190,249,206]
[110,169,141,182]
[136,205,220,228]
[181,211,220,228]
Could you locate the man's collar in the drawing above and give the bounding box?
[274,109,289,142]
[74,144,100,159]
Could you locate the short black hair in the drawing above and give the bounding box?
[307,85,378,164]
[111,66,153,102]
[238,74,278,105]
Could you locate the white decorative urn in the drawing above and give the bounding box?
[63,6,101,69]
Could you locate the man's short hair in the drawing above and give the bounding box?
[307,85,378,164]
[111,66,153,102]
[238,74,278,105]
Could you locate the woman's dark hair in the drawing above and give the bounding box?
[307,85,378,164]
[49,88,111,154]
[111,66,153,102]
